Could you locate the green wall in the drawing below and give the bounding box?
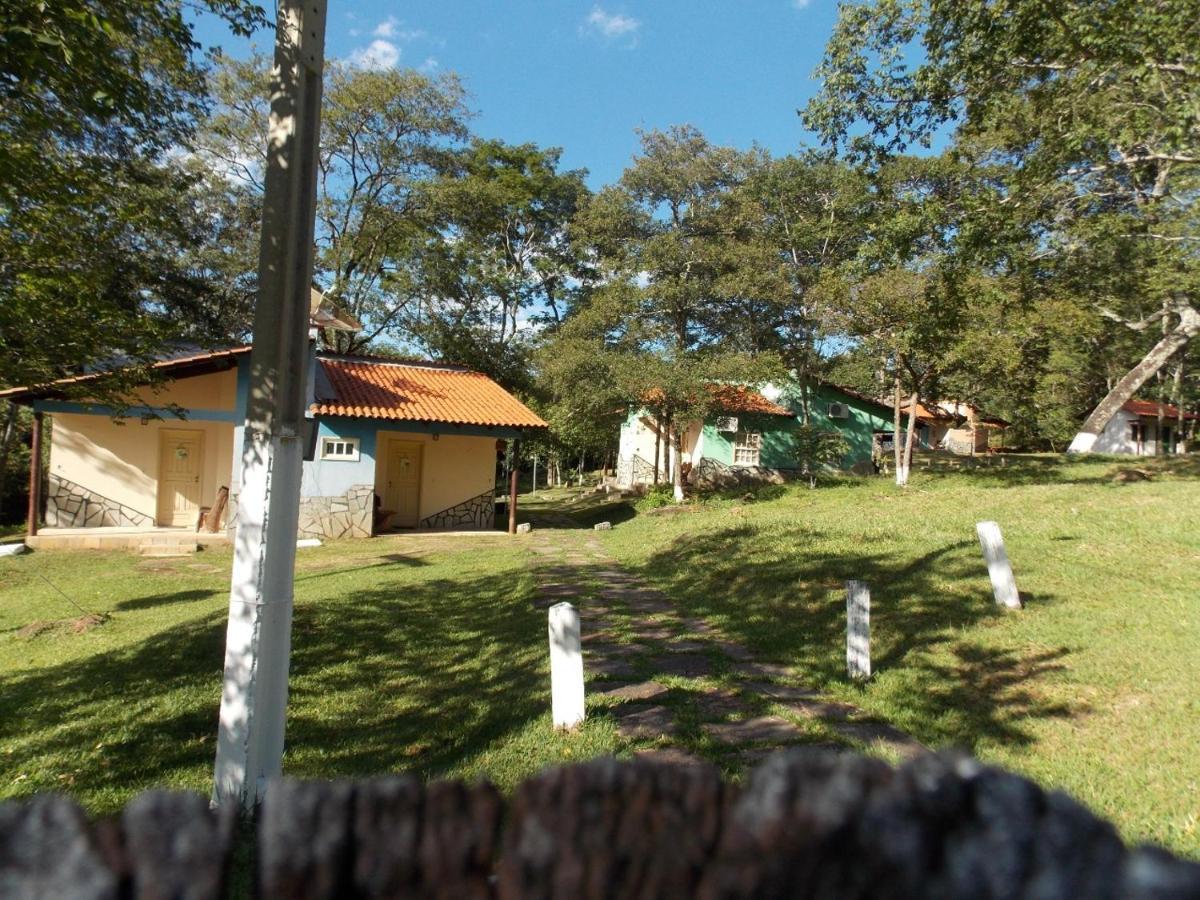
[623,380,894,472]
[701,413,797,468]
[776,382,893,468]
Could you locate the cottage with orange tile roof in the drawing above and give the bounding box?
[2,345,547,540]
[615,380,895,488]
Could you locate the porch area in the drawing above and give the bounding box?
[24,526,230,555]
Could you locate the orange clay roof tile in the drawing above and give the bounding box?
[312,357,547,428]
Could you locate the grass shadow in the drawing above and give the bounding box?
[0,566,550,812]
[630,522,1079,752]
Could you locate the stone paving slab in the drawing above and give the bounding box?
[710,640,754,662]
[664,640,713,654]
[702,716,805,745]
[594,681,671,702]
[633,748,709,768]
[586,658,639,680]
[627,625,681,641]
[585,643,649,660]
[731,661,794,680]
[741,681,823,702]
[650,654,713,678]
[780,699,859,722]
[614,704,678,739]
[691,689,750,718]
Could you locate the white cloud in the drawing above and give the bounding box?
[791,0,812,8]
[583,7,640,39]
[350,39,400,70]
[374,16,426,41]
[419,57,440,74]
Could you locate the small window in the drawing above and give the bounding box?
[733,431,762,466]
[320,437,360,461]
[1129,422,1145,444]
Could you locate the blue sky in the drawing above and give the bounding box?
[194,1,844,188]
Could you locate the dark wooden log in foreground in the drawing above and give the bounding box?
[1,750,1198,899]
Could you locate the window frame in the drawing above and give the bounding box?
[319,436,361,462]
[732,430,762,467]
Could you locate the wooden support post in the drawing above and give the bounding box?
[845,580,870,680]
[976,521,1022,609]
[508,440,519,535]
[27,411,43,537]
[212,0,327,811]
[548,602,585,729]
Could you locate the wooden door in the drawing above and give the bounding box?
[158,430,204,526]
[386,441,422,527]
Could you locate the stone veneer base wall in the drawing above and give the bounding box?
[419,491,496,530]
[45,474,155,528]
[298,485,374,540]
[227,485,374,540]
[691,457,798,489]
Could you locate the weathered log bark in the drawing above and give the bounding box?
[1069,304,1200,453]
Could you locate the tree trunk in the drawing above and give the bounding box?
[1068,306,1200,453]
[653,416,661,485]
[0,401,18,521]
[1172,359,1186,452]
[672,426,685,503]
[892,375,904,485]
[899,394,919,486]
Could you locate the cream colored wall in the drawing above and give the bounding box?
[130,367,238,411]
[50,413,234,523]
[376,431,498,520]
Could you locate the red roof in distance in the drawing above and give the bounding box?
[1122,399,1198,420]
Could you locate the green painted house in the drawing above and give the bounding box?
[615,380,894,488]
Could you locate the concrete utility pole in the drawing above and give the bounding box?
[212,0,326,810]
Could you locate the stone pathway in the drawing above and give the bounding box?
[526,529,924,768]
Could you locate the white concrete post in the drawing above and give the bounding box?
[846,580,871,680]
[212,0,327,811]
[976,521,1022,610]
[548,602,585,729]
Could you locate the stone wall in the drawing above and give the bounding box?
[419,490,495,530]
[616,454,657,488]
[691,457,797,489]
[296,484,374,540]
[45,474,155,528]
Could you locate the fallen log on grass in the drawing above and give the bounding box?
[1,750,1197,898]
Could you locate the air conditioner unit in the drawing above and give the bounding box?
[716,416,739,432]
[828,402,850,419]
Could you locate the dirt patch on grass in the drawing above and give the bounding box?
[17,613,108,639]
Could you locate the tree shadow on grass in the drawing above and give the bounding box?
[894,643,1076,752]
[631,523,1080,752]
[0,569,548,813]
[114,589,215,612]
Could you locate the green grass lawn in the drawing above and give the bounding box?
[1,454,1197,859]
[598,454,1200,856]
[0,535,618,815]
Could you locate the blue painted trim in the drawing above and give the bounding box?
[32,400,239,422]
[318,415,530,441]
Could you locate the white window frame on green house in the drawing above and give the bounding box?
[733,430,762,466]
[320,436,360,461]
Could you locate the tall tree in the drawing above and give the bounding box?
[805,0,1200,453]
[0,0,266,399]
[406,139,591,389]
[569,127,782,499]
[194,54,470,351]
[719,152,873,416]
